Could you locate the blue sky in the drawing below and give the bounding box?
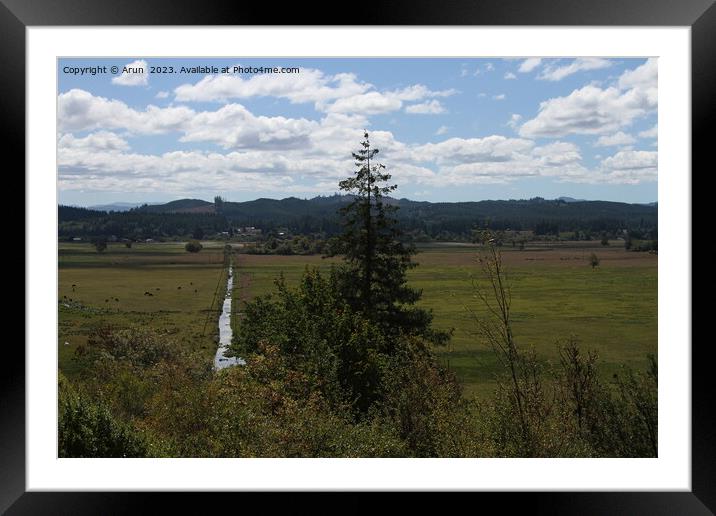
[58,57,657,206]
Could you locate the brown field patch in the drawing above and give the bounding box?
[415,246,657,268]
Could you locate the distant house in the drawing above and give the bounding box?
[72,237,82,241]
[145,238,154,243]
[240,226,261,235]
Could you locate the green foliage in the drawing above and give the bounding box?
[582,355,658,457]
[147,343,407,457]
[185,240,203,253]
[59,195,657,243]
[245,235,325,255]
[58,372,151,457]
[630,239,658,253]
[84,325,178,369]
[589,252,600,269]
[72,326,190,420]
[91,237,107,253]
[329,132,449,345]
[214,195,225,214]
[235,268,390,414]
[374,342,485,457]
[232,268,470,454]
[58,206,228,241]
[192,226,205,239]
[469,237,657,457]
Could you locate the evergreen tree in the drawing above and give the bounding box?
[214,195,225,215]
[331,131,449,345]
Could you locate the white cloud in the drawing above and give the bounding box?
[594,131,637,147]
[428,140,589,186]
[58,89,195,134]
[639,124,658,139]
[504,72,517,80]
[519,59,657,138]
[506,114,522,129]
[173,68,456,117]
[435,125,449,135]
[599,150,657,183]
[405,100,446,114]
[155,91,169,99]
[414,135,535,166]
[532,141,583,167]
[326,91,402,115]
[58,131,130,152]
[493,94,506,100]
[518,58,542,73]
[180,103,317,150]
[538,58,612,81]
[485,62,494,71]
[392,84,457,101]
[111,59,149,87]
[174,68,370,106]
[327,85,456,115]
[619,58,657,91]
[58,89,319,150]
[58,125,654,194]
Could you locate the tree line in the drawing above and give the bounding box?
[60,196,657,243]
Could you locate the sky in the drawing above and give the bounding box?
[57,57,657,206]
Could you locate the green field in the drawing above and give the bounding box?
[59,241,657,398]
[58,241,230,379]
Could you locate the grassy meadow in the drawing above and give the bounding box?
[58,241,229,380]
[59,240,657,399]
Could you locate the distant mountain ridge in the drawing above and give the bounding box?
[132,195,658,233]
[128,195,657,215]
[136,199,214,214]
[88,202,163,212]
[60,195,658,240]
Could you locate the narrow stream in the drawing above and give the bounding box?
[213,264,245,370]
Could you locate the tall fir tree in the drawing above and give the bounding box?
[332,131,449,346]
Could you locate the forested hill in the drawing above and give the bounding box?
[59,196,657,240]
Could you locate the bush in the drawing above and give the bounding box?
[469,235,657,457]
[145,343,407,457]
[58,373,151,457]
[86,325,177,369]
[583,354,658,457]
[375,342,484,457]
[234,268,387,414]
[589,252,600,269]
[185,240,203,253]
[91,237,107,253]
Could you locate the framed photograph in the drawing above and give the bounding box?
[5,0,711,512]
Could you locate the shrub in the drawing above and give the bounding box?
[145,343,407,457]
[375,342,484,457]
[185,240,203,253]
[58,373,151,457]
[91,237,107,253]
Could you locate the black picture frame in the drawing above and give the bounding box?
[4,0,709,512]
